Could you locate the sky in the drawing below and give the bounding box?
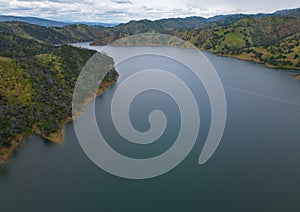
[0,0,299,23]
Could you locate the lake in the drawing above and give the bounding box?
[1,43,300,211]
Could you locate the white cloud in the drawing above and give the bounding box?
[0,0,299,23]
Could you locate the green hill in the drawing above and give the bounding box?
[0,31,118,165]
[0,15,118,27]
[179,16,300,69]
[0,22,107,44]
[0,15,68,27]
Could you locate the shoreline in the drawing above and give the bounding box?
[0,74,119,168]
[88,41,300,74]
[208,51,300,76]
[224,54,300,72]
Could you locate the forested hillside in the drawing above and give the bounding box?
[0,31,118,165]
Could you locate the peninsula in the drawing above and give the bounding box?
[0,32,118,166]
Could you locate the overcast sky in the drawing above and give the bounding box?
[0,0,299,23]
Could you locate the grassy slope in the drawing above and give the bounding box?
[178,16,300,70]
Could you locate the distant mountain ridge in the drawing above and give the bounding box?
[271,7,300,17]
[1,7,299,28]
[0,15,118,27]
[90,7,300,44]
[0,15,67,27]
[0,21,125,45]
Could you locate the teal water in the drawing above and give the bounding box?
[1,45,300,211]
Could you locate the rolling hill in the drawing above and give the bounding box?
[178,16,300,69]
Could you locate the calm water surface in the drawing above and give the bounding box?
[1,43,300,211]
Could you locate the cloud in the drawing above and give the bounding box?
[0,0,299,23]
